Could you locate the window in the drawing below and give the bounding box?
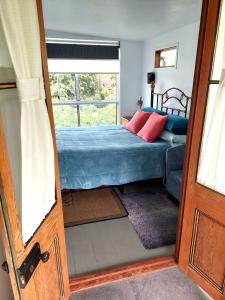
[49,71,119,127]
[155,46,177,68]
[197,0,225,194]
[47,41,120,127]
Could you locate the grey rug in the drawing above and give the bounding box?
[71,267,209,300]
[117,182,179,249]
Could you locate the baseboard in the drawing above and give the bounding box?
[70,255,176,294]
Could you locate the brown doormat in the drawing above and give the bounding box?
[62,188,127,227]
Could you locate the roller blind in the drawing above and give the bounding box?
[47,43,120,60]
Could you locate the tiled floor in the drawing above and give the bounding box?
[66,181,175,276]
[71,267,210,300]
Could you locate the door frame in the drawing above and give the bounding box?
[0,151,21,299]
[38,0,211,294]
[0,0,213,296]
[174,0,211,260]
[0,0,70,298]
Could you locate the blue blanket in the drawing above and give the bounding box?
[56,126,170,190]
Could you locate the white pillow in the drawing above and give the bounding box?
[160,130,186,145]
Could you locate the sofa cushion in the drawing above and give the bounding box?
[169,170,183,185]
[166,170,183,201]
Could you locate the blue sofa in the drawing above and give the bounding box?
[165,145,185,201]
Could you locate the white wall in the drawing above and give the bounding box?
[142,22,200,108]
[120,40,144,116]
[0,233,13,300]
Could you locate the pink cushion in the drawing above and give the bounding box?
[125,110,151,134]
[137,112,168,142]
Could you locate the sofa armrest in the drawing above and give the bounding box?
[166,145,185,179]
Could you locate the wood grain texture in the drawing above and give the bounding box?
[0,184,20,300]
[70,256,176,293]
[33,237,63,299]
[175,0,209,261]
[190,211,225,292]
[154,50,161,68]
[0,1,70,299]
[178,0,225,299]
[36,0,70,298]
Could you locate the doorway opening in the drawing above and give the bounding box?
[42,0,203,288]
[3,0,221,297]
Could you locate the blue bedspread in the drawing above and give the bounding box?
[56,126,170,190]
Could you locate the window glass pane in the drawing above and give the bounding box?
[49,73,76,102]
[79,74,100,101]
[211,0,225,80]
[197,82,225,195]
[197,84,218,155]
[53,105,78,127]
[197,0,225,195]
[99,74,117,100]
[80,103,117,126]
[160,48,177,67]
[79,74,117,101]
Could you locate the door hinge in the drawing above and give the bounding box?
[17,242,50,289]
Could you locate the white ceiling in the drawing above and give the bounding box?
[42,0,202,41]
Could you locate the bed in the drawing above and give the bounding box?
[56,125,170,190]
[56,88,190,190]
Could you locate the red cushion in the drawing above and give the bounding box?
[137,112,168,142]
[125,110,151,134]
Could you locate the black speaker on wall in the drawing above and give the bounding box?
[147,72,155,84]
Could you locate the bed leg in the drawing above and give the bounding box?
[118,185,125,195]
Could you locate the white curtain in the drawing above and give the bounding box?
[197,32,225,195]
[0,0,55,243]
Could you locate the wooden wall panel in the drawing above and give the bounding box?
[189,210,225,293]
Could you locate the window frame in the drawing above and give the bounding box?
[154,46,178,68]
[49,72,120,126]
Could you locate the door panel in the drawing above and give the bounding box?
[0,111,69,299]
[0,0,70,298]
[189,210,225,291]
[179,0,225,299]
[33,237,64,299]
[197,0,225,194]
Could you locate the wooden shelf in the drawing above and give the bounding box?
[0,83,16,90]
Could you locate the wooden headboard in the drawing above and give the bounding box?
[152,88,191,118]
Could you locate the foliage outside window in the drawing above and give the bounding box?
[49,73,118,127]
[155,46,177,68]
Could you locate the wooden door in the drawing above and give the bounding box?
[178,0,225,299]
[0,1,70,299]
